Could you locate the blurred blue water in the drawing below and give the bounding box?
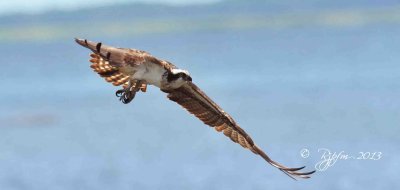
[0,23,399,189]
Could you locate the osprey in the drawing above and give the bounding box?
[75,38,315,179]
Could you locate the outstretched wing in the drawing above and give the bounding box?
[166,82,315,179]
[75,38,147,90]
[75,38,148,67]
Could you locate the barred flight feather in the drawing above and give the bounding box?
[167,82,315,179]
[88,53,147,91]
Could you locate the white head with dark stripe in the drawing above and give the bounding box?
[165,68,192,88]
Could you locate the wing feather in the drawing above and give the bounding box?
[167,82,315,179]
[89,53,131,88]
[76,38,176,91]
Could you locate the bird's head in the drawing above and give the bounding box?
[167,69,192,82]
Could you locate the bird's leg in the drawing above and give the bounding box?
[115,80,144,104]
[131,80,144,93]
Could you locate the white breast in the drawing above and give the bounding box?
[131,62,166,88]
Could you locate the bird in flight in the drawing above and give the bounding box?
[75,38,315,179]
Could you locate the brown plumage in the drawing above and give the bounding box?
[75,38,315,180]
[88,51,146,90]
[166,83,315,179]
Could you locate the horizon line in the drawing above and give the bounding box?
[0,0,221,17]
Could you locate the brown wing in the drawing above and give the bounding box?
[89,53,130,88]
[75,38,176,71]
[167,82,315,179]
[76,38,149,90]
[75,38,148,67]
[88,54,147,90]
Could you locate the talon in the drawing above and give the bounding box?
[115,80,144,104]
[122,91,135,104]
[116,89,125,97]
[115,88,136,104]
